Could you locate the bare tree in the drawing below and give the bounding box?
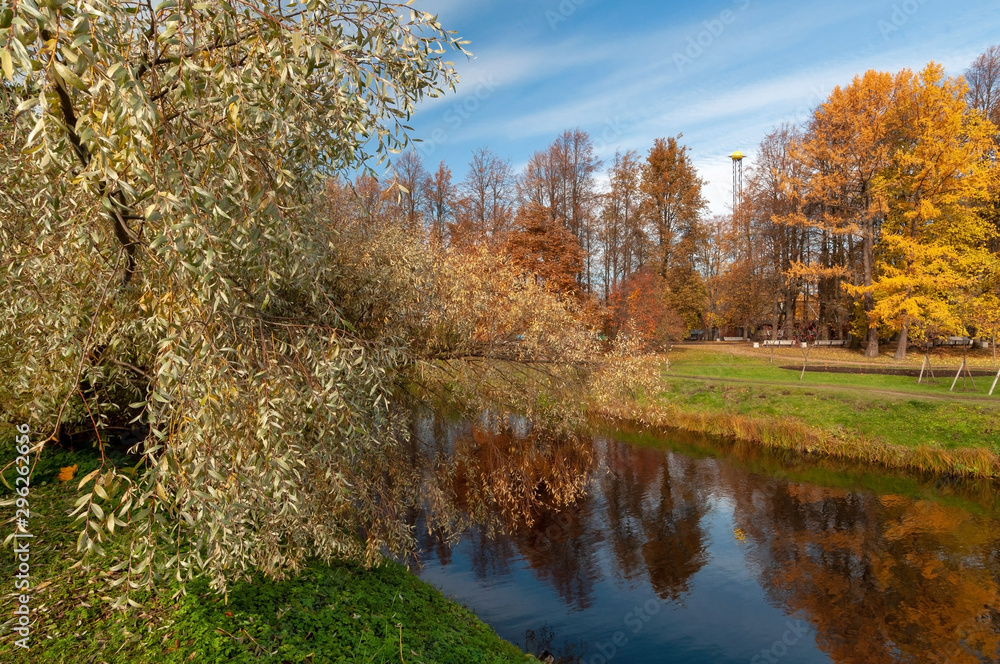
[965,45,1000,126]
[390,149,428,231]
[424,161,456,247]
[966,45,1000,255]
[458,147,516,242]
[598,150,646,299]
[518,129,601,289]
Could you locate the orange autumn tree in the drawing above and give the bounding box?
[607,268,686,350]
[849,63,999,359]
[640,136,706,275]
[640,136,708,331]
[505,202,585,296]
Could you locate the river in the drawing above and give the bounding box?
[404,413,1000,664]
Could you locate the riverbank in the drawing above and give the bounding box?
[6,342,999,661]
[0,443,534,663]
[597,345,1000,479]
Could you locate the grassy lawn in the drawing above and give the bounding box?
[669,344,999,394]
[655,345,1000,452]
[0,439,533,663]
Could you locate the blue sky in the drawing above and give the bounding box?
[403,0,1000,215]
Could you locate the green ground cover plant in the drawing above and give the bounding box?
[0,438,533,663]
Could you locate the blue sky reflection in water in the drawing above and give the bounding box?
[408,418,1000,663]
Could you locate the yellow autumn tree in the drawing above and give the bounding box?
[850,63,999,360]
[792,70,904,357]
[972,290,1000,364]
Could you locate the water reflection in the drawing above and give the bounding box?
[601,442,710,603]
[406,414,1000,664]
[738,487,1000,663]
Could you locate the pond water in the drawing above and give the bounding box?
[405,414,1000,664]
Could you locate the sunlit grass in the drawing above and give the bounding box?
[594,343,1000,479]
[666,345,1000,401]
[657,377,999,450]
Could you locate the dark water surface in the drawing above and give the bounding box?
[406,415,1000,664]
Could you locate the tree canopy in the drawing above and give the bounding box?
[1,0,467,599]
[701,56,1000,354]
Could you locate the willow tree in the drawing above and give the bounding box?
[0,0,464,598]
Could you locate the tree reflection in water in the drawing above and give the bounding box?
[601,441,710,602]
[404,413,1000,663]
[735,483,1000,663]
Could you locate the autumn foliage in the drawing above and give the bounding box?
[505,202,585,297]
[331,47,1000,361]
[701,55,1000,357]
[607,268,686,350]
[312,49,1000,365]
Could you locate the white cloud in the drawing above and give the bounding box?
[408,0,1000,214]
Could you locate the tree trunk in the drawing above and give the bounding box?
[894,320,908,361]
[864,317,879,357]
[772,295,780,342]
[863,226,878,358]
[818,231,830,340]
[784,291,795,339]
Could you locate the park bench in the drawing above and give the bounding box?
[939,337,973,347]
[813,340,847,347]
[723,337,746,342]
[762,340,795,347]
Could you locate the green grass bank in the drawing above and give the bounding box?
[0,442,533,664]
[599,344,1000,479]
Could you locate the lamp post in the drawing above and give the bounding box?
[731,150,744,214]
